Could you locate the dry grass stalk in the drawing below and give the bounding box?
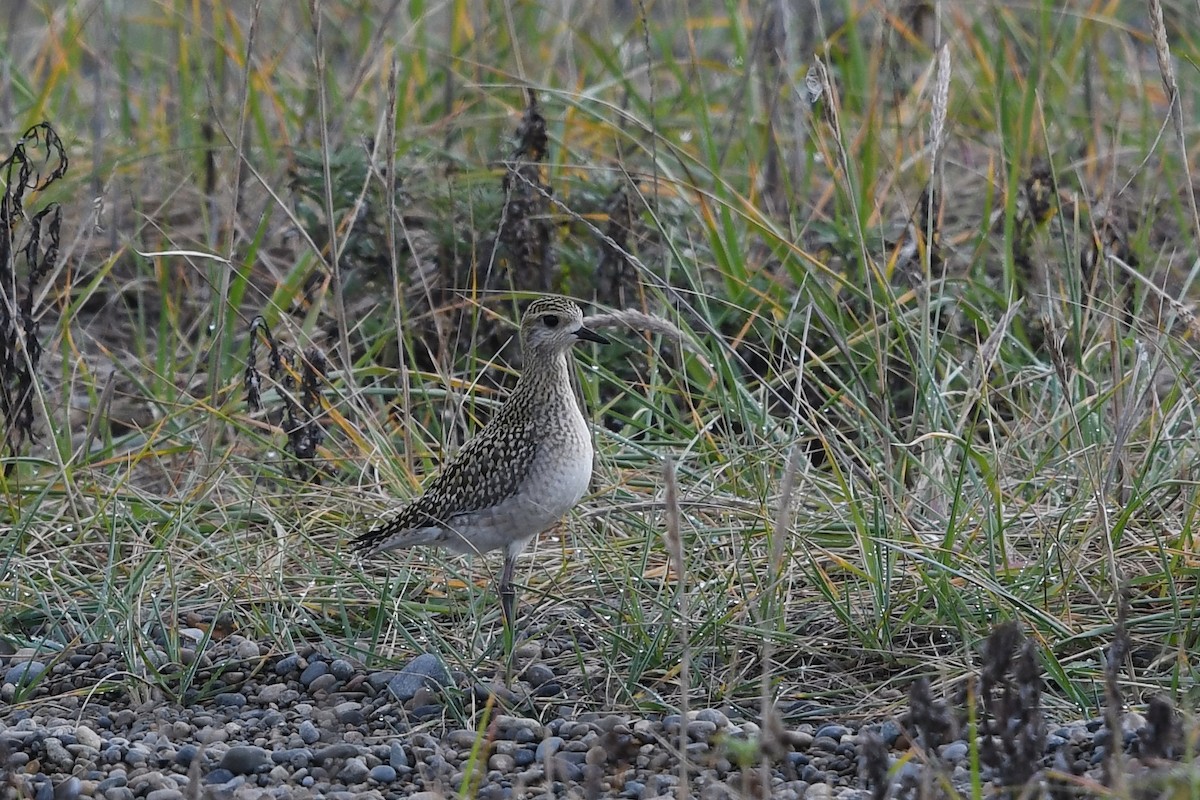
[662,454,690,800]
[584,308,713,375]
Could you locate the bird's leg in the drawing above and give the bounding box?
[499,549,518,683]
[499,550,517,630]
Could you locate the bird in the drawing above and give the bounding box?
[353,296,609,631]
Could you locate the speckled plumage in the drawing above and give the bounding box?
[353,297,607,622]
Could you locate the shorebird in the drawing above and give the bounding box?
[353,297,608,630]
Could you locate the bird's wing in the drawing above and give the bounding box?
[352,417,542,554]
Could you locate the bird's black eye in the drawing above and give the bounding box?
[543,314,560,328]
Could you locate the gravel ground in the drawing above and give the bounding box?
[0,633,1185,800]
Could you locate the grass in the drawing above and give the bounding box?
[2,0,1200,755]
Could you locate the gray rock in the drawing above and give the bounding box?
[387,654,451,701]
[144,790,182,800]
[337,756,369,783]
[103,790,134,800]
[257,683,290,704]
[74,725,102,750]
[204,768,235,785]
[805,783,834,800]
[234,638,261,661]
[44,737,73,769]
[489,753,516,772]
[524,663,555,687]
[329,659,355,681]
[52,776,81,800]
[366,671,397,691]
[941,741,969,762]
[878,720,903,747]
[97,773,128,792]
[274,654,301,676]
[300,661,328,687]
[298,720,320,745]
[334,701,363,724]
[213,692,247,708]
[307,673,337,694]
[4,661,46,686]
[271,748,312,769]
[389,741,409,770]
[695,708,730,728]
[219,745,271,775]
[814,724,850,740]
[369,764,397,783]
[536,736,564,762]
[315,743,360,762]
[174,744,199,767]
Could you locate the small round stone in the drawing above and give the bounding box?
[4,661,46,686]
[300,661,328,687]
[585,746,606,767]
[814,724,850,740]
[315,743,360,762]
[329,659,355,681]
[334,701,364,724]
[234,638,261,661]
[204,768,234,785]
[275,654,301,676]
[941,741,969,762]
[307,673,337,694]
[53,776,82,800]
[299,720,321,745]
[175,744,199,767]
[214,692,247,708]
[219,745,271,775]
[695,709,730,728]
[488,753,515,772]
[337,757,369,783]
[389,741,409,770]
[74,725,102,750]
[387,654,451,701]
[536,736,564,762]
[369,764,397,783]
[145,790,182,800]
[524,664,555,687]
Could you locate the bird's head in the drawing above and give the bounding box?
[519,297,609,355]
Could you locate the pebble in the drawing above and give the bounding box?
[145,790,182,800]
[941,741,969,761]
[524,663,555,687]
[300,660,328,687]
[299,720,321,745]
[389,741,409,770]
[488,753,515,772]
[274,654,301,676]
[214,692,247,708]
[536,736,565,762]
[337,757,369,783]
[329,659,355,681]
[369,764,397,783]
[74,725,102,750]
[387,653,451,701]
[814,724,850,741]
[315,743,360,762]
[5,661,47,686]
[219,745,271,775]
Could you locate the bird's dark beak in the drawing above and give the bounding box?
[575,325,609,345]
